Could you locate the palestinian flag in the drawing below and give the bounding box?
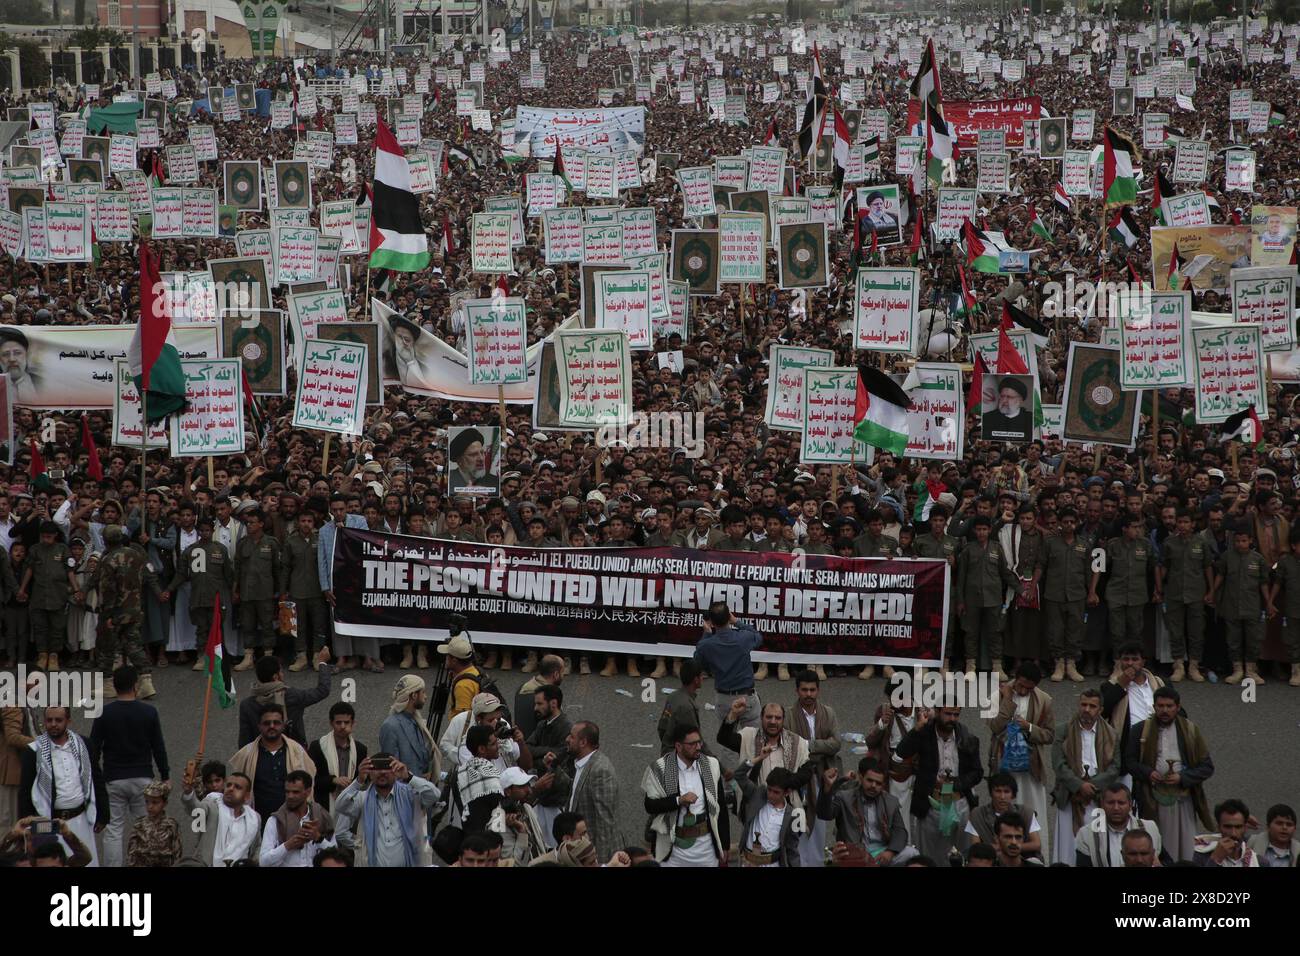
[963,220,1010,273]
[797,43,828,162]
[966,353,986,413]
[913,477,950,522]
[1103,127,1138,206]
[1003,301,1049,350]
[553,141,573,194]
[1151,168,1173,224]
[1108,207,1141,249]
[203,598,235,709]
[1028,206,1052,243]
[909,39,943,107]
[1203,190,1221,217]
[128,240,188,423]
[447,144,480,170]
[860,135,880,166]
[1217,405,1264,449]
[369,118,430,272]
[1270,104,1286,127]
[1053,183,1070,215]
[1167,240,1186,290]
[853,366,911,456]
[925,92,953,187]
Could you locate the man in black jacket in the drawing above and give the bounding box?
[237,648,334,747]
[525,683,572,847]
[89,666,169,868]
[305,701,368,815]
[895,705,983,862]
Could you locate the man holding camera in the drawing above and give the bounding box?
[334,753,440,867]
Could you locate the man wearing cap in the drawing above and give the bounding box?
[233,510,282,673]
[18,520,81,671]
[1158,510,1215,683]
[439,632,484,721]
[94,527,166,700]
[684,507,723,549]
[643,507,685,549]
[498,765,548,865]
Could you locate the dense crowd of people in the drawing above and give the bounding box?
[0,10,1298,869]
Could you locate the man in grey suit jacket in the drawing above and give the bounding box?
[817,758,914,866]
[1248,804,1299,867]
[560,720,621,861]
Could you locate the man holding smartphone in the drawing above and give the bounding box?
[260,770,335,867]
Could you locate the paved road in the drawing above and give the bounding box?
[72,652,1300,861]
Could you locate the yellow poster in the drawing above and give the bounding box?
[1150,225,1250,292]
[1250,205,1297,265]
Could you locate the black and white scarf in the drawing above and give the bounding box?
[33,733,94,819]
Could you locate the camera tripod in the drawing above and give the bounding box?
[425,612,473,744]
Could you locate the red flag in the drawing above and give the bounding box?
[996,326,1030,374]
[28,439,45,481]
[442,215,456,256]
[966,354,986,413]
[496,274,510,297]
[81,416,102,481]
[957,263,975,313]
[763,115,778,146]
[1000,301,1015,331]
[869,226,878,257]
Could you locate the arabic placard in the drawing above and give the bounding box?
[1190,324,1268,423]
[718,212,766,284]
[291,339,368,436]
[471,212,513,273]
[555,328,632,428]
[1231,266,1297,352]
[169,358,245,457]
[801,367,865,464]
[593,270,652,349]
[111,359,169,448]
[766,345,833,432]
[464,296,529,385]
[854,268,920,354]
[906,362,964,461]
[1120,291,1192,390]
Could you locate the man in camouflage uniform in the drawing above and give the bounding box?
[168,516,234,663]
[233,509,281,671]
[94,525,165,699]
[280,511,327,673]
[18,520,81,671]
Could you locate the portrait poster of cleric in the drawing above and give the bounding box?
[982,374,1034,444]
[447,425,501,496]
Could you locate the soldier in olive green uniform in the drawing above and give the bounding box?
[19,521,81,670]
[1210,528,1274,686]
[915,508,960,670]
[1157,511,1215,683]
[280,511,327,670]
[94,525,164,698]
[1267,535,1300,686]
[1089,515,1152,648]
[955,515,1016,676]
[233,510,282,669]
[168,517,234,657]
[852,510,899,558]
[1041,509,1091,682]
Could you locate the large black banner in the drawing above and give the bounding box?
[332,529,949,666]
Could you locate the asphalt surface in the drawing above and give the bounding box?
[64,650,1300,860]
